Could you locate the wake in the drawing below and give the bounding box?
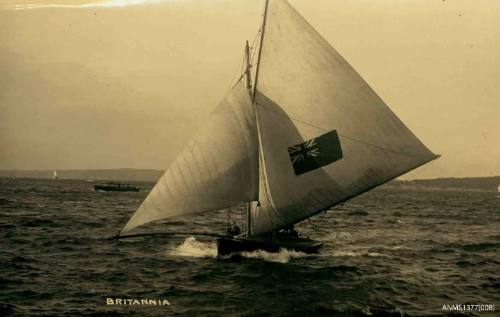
[166,236,310,263]
[166,236,389,262]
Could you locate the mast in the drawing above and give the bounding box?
[244,40,253,237]
[252,0,270,102]
[244,40,252,94]
[246,0,270,237]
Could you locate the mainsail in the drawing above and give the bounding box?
[121,81,259,233]
[249,0,438,235]
[120,0,438,237]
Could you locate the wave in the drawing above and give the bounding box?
[240,249,308,263]
[167,236,217,258]
[166,237,389,262]
[0,198,12,205]
[167,237,310,263]
[325,250,389,258]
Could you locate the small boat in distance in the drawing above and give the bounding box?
[94,182,140,192]
[52,170,58,180]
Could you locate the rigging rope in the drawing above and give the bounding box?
[230,27,262,90]
[227,24,433,161]
[226,41,249,92]
[250,28,262,65]
[258,104,434,160]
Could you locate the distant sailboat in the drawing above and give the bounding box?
[115,0,439,255]
[52,170,58,180]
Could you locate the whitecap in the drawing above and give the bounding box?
[327,250,389,258]
[166,236,312,263]
[240,248,309,264]
[167,236,217,258]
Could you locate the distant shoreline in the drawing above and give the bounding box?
[387,176,500,193]
[1,169,499,192]
[0,168,163,183]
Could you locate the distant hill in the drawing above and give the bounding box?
[0,169,164,182]
[1,169,499,192]
[387,177,500,192]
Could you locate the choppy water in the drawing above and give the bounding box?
[0,178,499,316]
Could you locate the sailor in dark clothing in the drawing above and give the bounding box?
[226,223,241,237]
[278,225,299,237]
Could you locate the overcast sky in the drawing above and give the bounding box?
[1,0,499,179]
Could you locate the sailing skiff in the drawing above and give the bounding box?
[114,0,439,256]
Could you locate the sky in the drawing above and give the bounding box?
[0,0,499,179]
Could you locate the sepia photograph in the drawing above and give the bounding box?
[0,0,499,316]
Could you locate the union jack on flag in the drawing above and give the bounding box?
[288,139,321,164]
[287,130,343,175]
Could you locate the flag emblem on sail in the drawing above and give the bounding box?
[288,130,343,175]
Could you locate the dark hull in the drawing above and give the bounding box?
[94,185,139,192]
[216,236,322,256]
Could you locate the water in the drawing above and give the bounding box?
[0,178,499,316]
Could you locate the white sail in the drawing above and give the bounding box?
[249,0,438,235]
[121,81,259,233]
[52,170,58,180]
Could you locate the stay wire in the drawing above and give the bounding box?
[258,104,434,160]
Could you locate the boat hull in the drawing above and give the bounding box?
[94,185,139,192]
[216,236,322,256]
